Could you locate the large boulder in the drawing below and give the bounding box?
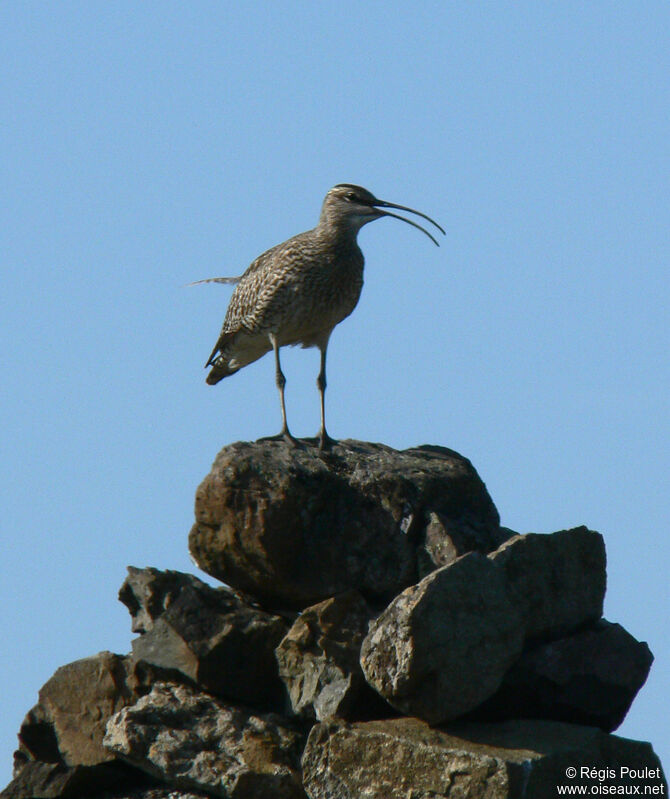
[302,718,667,799]
[275,590,388,721]
[469,619,653,732]
[189,440,503,608]
[104,682,306,799]
[120,567,288,709]
[360,553,525,723]
[488,527,606,640]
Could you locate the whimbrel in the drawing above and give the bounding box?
[195,184,444,449]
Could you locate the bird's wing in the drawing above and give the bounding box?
[220,236,312,334]
[202,252,282,366]
[205,231,317,367]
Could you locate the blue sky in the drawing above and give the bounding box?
[1,2,668,782]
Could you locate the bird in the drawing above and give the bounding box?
[193,184,444,449]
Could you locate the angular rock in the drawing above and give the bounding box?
[17,652,141,769]
[122,567,288,709]
[489,526,606,640]
[302,718,667,799]
[104,682,306,799]
[119,567,217,634]
[189,440,501,608]
[360,553,524,723]
[275,590,388,721]
[470,619,654,732]
[417,514,513,579]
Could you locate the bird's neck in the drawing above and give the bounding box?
[316,213,364,248]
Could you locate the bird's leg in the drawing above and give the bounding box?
[317,342,336,450]
[270,335,297,446]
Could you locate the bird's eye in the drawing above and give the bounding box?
[346,192,358,202]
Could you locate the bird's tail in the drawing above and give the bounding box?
[206,358,239,385]
[204,330,238,384]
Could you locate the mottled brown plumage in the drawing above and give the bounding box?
[198,184,444,448]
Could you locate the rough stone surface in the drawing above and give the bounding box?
[489,527,606,640]
[16,652,141,770]
[123,567,288,709]
[104,682,306,799]
[275,591,388,721]
[302,718,667,799]
[360,553,525,723]
[470,619,654,732]
[189,440,502,608]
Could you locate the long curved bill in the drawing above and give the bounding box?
[373,199,445,247]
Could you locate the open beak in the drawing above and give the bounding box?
[372,199,445,246]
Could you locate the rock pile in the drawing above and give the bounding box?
[2,440,665,799]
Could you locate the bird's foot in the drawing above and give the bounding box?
[317,429,337,451]
[259,429,300,447]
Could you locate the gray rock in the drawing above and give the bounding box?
[104,682,306,799]
[360,553,525,723]
[469,619,654,732]
[302,718,667,799]
[489,527,606,640]
[122,567,288,709]
[275,591,388,721]
[189,440,501,608]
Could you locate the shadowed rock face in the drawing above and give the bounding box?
[275,590,390,722]
[0,761,151,799]
[468,619,654,732]
[120,567,288,711]
[189,439,504,608]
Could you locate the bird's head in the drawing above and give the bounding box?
[319,184,445,245]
